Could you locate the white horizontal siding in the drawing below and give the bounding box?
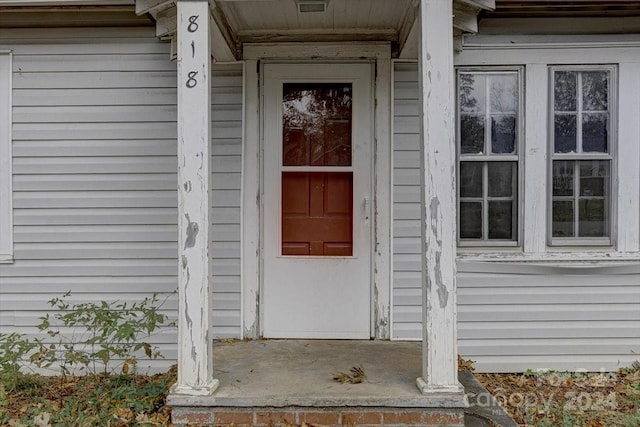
[390,61,640,372]
[457,263,640,372]
[0,24,243,373]
[210,64,243,338]
[391,62,423,342]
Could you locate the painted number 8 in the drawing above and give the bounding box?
[187,15,199,33]
[186,71,198,88]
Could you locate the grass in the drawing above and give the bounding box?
[0,366,176,427]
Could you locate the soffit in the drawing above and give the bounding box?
[136,0,495,59]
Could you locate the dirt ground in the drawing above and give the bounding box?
[474,367,640,427]
[2,361,639,426]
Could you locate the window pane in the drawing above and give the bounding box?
[580,160,609,197]
[582,113,608,153]
[488,162,515,197]
[554,114,577,153]
[488,201,514,239]
[554,71,577,111]
[553,161,574,197]
[460,115,485,154]
[582,71,608,111]
[490,74,517,113]
[552,200,574,237]
[283,83,352,166]
[459,73,485,113]
[460,202,482,239]
[460,162,483,198]
[491,115,516,154]
[578,199,607,237]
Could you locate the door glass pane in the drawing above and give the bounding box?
[283,83,352,166]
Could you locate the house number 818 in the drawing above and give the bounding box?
[186,15,199,88]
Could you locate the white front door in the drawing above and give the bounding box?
[262,63,373,339]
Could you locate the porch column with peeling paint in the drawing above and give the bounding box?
[416,0,463,395]
[172,0,218,396]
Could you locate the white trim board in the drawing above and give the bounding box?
[0,53,12,263]
[243,43,391,61]
[456,45,640,66]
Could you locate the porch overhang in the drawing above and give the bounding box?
[135,0,495,60]
[158,0,468,422]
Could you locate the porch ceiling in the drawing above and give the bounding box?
[135,0,495,60]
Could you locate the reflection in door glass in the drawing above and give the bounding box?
[283,83,352,166]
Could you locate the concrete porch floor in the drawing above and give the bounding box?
[168,340,515,426]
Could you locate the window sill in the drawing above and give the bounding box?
[0,254,14,264]
[457,250,640,268]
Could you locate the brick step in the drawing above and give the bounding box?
[172,407,465,426]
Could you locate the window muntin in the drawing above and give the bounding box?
[457,70,521,246]
[550,67,614,245]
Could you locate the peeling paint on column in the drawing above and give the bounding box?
[417,0,461,393]
[184,297,193,330]
[373,284,390,339]
[434,252,449,308]
[429,197,440,240]
[184,213,199,249]
[173,0,217,397]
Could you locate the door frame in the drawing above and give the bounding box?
[241,43,393,340]
[261,62,373,338]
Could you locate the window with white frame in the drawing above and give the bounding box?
[550,66,614,245]
[456,69,522,246]
[0,53,12,261]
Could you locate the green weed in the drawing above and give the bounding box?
[31,292,174,375]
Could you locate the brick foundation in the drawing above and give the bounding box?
[171,407,465,426]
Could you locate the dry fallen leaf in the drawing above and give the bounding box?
[332,365,365,384]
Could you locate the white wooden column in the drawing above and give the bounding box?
[173,0,218,396]
[416,0,462,394]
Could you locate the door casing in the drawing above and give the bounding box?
[261,62,373,338]
[240,46,393,340]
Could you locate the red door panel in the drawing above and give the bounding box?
[282,172,353,256]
